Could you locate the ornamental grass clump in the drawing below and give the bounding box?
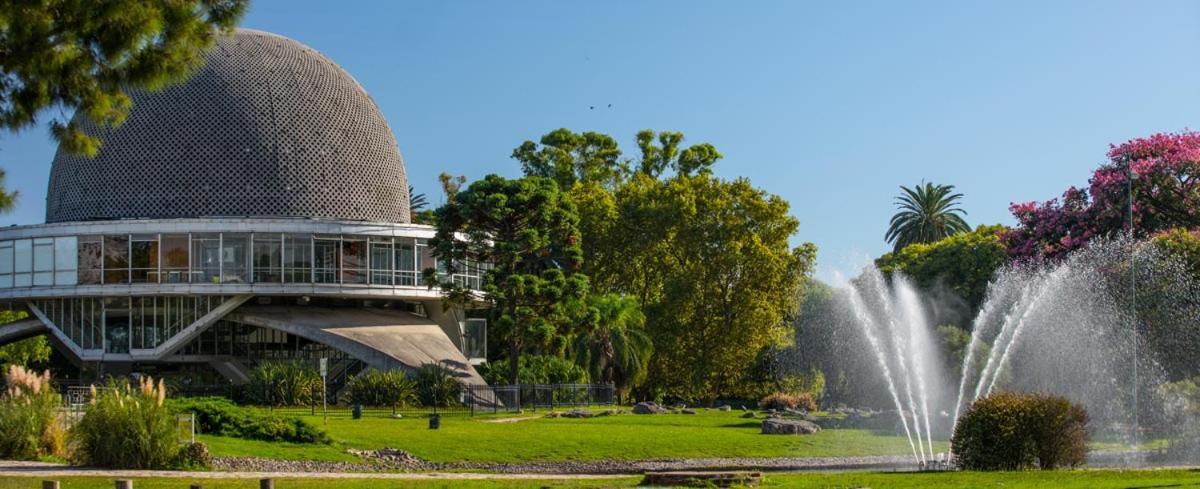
[0,365,65,460]
[72,377,179,469]
[345,369,417,413]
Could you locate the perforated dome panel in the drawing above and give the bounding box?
[45,29,410,224]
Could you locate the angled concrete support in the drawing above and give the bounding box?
[146,295,253,360]
[26,301,85,364]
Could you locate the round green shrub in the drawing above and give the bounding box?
[952,391,1088,470]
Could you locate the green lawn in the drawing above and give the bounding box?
[2,469,1198,488]
[201,410,941,463]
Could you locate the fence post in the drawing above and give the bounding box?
[259,479,274,489]
[114,480,132,489]
[41,481,59,489]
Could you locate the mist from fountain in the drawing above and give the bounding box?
[831,235,1199,465]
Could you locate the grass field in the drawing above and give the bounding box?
[200,409,940,463]
[2,469,1198,488]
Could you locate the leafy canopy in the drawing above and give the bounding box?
[429,174,588,385]
[0,0,247,155]
[876,224,1008,311]
[885,181,970,252]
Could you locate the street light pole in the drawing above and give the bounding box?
[1128,166,1138,459]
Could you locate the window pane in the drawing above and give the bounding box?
[283,234,312,283]
[313,238,339,284]
[160,234,189,283]
[0,241,12,289]
[463,318,487,360]
[130,236,158,283]
[191,235,221,283]
[103,235,129,284]
[253,236,282,283]
[395,241,415,286]
[341,238,366,284]
[14,239,31,273]
[54,237,78,286]
[221,234,248,284]
[369,239,393,285]
[77,236,102,285]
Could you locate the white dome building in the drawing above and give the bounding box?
[0,30,487,389]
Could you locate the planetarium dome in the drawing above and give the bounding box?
[45,28,410,224]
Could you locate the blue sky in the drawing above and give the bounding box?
[1,1,1197,282]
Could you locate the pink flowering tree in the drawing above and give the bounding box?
[1003,130,1200,261]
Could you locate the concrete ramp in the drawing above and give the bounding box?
[0,318,48,346]
[226,306,485,385]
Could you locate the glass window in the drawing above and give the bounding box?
[130,235,158,283]
[220,234,248,284]
[77,236,102,285]
[416,240,438,286]
[369,238,393,285]
[54,237,77,286]
[253,235,282,283]
[13,239,31,287]
[283,234,312,283]
[104,297,130,354]
[191,234,221,283]
[0,241,12,288]
[395,240,416,286]
[160,234,189,283]
[463,318,487,360]
[33,238,53,286]
[313,237,339,284]
[102,235,128,284]
[341,238,367,284]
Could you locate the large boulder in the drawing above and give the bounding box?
[762,418,821,435]
[633,402,668,414]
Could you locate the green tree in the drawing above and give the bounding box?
[634,130,722,178]
[428,175,588,385]
[0,311,51,368]
[624,174,814,400]
[512,129,625,189]
[0,168,15,213]
[0,0,247,155]
[885,182,971,252]
[875,225,1008,311]
[571,293,653,395]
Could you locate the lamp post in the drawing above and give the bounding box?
[1127,165,1138,459]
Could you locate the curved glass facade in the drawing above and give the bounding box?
[0,232,486,290]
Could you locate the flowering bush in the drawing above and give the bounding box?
[1004,130,1200,261]
[72,377,179,469]
[0,365,64,460]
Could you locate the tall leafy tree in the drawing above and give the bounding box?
[0,0,247,155]
[571,293,653,396]
[885,182,970,252]
[512,128,625,190]
[428,175,589,385]
[628,175,814,400]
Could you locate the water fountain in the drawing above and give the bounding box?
[831,236,1200,466]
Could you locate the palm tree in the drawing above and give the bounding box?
[572,294,653,396]
[408,184,428,212]
[885,181,969,252]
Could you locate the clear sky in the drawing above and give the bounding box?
[1,1,1197,282]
